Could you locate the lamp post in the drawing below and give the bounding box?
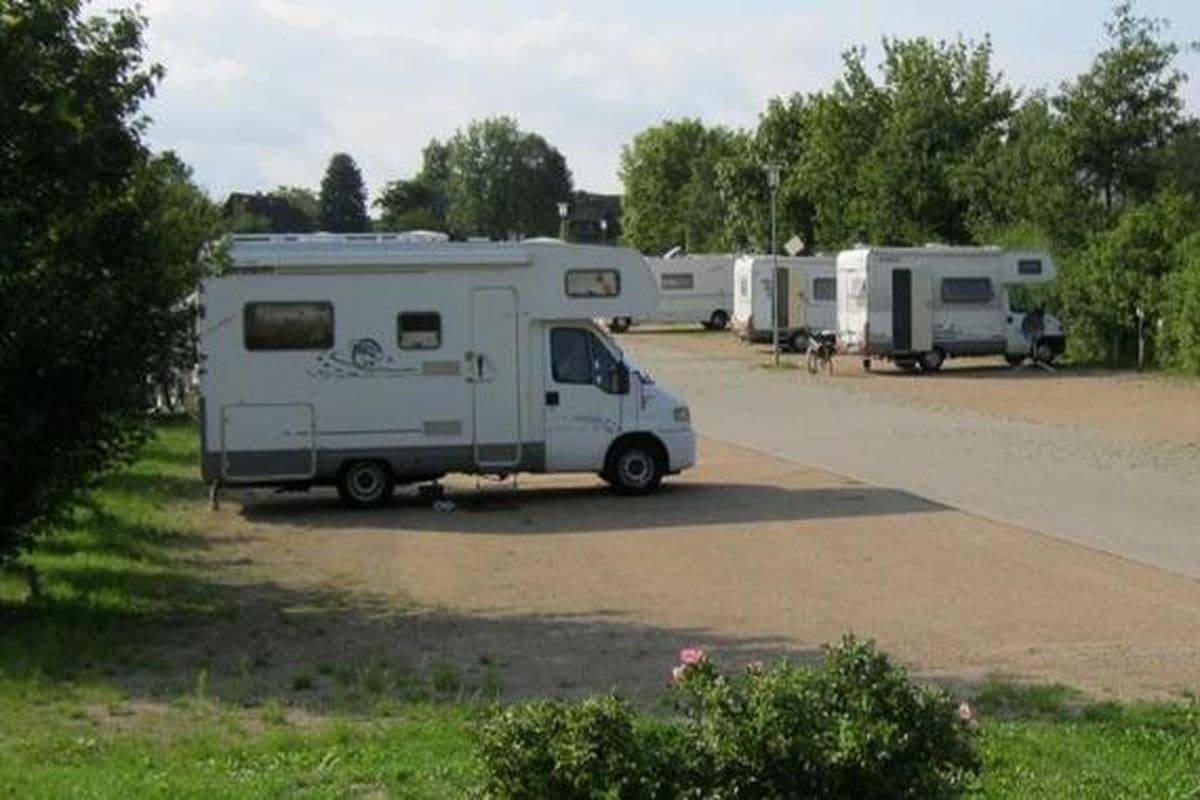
[557,201,569,241]
[599,217,608,244]
[765,163,781,366]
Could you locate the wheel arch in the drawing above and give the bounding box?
[604,431,670,474]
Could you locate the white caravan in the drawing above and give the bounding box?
[732,255,837,351]
[836,246,1065,372]
[607,255,734,332]
[199,235,697,508]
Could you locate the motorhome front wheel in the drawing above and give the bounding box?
[605,440,664,495]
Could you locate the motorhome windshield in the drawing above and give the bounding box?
[592,322,654,383]
[1006,284,1042,313]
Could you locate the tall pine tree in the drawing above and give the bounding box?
[319,153,369,232]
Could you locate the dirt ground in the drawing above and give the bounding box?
[623,327,1200,443]
[201,436,1200,705]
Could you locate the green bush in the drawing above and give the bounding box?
[476,637,980,799]
[1160,234,1200,373]
[476,694,678,799]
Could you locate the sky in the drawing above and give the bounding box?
[89,0,1200,201]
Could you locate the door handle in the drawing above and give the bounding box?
[545,391,560,406]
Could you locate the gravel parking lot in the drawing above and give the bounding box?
[210,423,1200,703]
[623,329,1200,579]
[187,329,1200,705]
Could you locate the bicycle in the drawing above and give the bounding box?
[806,330,836,375]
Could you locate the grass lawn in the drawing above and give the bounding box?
[1,419,1197,797]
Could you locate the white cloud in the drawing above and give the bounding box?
[86,0,1200,201]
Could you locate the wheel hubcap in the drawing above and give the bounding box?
[619,452,652,488]
[351,467,382,499]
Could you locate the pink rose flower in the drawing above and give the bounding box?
[679,647,706,666]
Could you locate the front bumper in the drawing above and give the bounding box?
[660,428,697,473]
[1039,334,1067,355]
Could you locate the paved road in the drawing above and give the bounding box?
[628,338,1200,580]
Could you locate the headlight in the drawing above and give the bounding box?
[673,406,691,423]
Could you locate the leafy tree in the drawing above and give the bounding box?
[797,48,888,248]
[224,186,317,233]
[717,96,816,253]
[1055,2,1187,214]
[1160,234,1200,373]
[1159,119,1200,202]
[375,140,451,232]
[1057,190,1200,365]
[0,2,217,573]
[443,117,572,240]
[959,95,1100,248]
[866,37,1013,245]
[375,176,445,231]
[270,186,319,231]
[619,118,738,254]
[318,152,370,232]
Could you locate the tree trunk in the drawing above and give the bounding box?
[24,564,41,602]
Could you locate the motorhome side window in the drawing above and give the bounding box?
[565,269,620,297]
[941,278,994,304]
[551,328,593,384]
[397,312,441,350]
[243,302,334,351]
[1018,259,1043,276]
[550,328,622,393]
[812,277,836,302]
[661,272,694,291]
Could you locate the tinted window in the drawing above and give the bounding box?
[565,269,621,297]
[941,277,993,304]
[551,328,593,384]
[1018,259,1043,276]
[661,272,694,291]
[812,277,836,302]
[244,302,333,350]
[397,312,441,350]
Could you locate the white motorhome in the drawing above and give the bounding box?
[732,255,837,351]
[607,255,734,332]
[199,235,696,508]
[836,246,1065,372]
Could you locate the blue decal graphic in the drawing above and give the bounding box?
[308,338,417,379]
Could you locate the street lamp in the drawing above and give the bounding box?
[765,163,781,365]
[599,217,608,244]
[557,201,569,241]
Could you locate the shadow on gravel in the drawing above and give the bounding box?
[237,481,946,534]
[2,548,824,710]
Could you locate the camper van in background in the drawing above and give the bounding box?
[732,255,837,352]
[836,246,1065,372]
[606,254,734,332]
[199,235,696,508]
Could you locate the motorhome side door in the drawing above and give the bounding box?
[543,326,623,472]
[470,288,521,469]
[774,266,790,330]
[789,270,807,331]
[892,269,933,352]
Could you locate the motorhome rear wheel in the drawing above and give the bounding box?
[338,460,395,510]
[919,349,946,372]
[788,331,808,353]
